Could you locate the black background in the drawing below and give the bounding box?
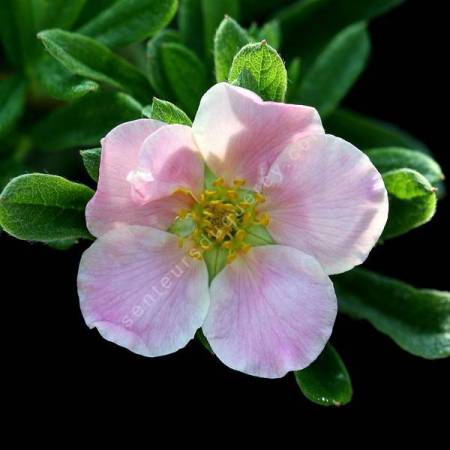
[4,0,449,435]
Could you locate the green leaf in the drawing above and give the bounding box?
[33,0,87,30]
[0,174,94,242]
[202,0,240,61]
[47,238,78,250]
[150,98,192,125]
[231,68,259,93]
[294,345,352,407]
[382,168,437,239]
[0,0,39,70]
[286,56,301,101]
[80,148,101,182]
[34,56,99,101]
[146,29,182,98]
[257,20,282,50]
[38,29,152,103]
[78,0,178,48]
[178,0,204,57]
[366,147,444,188]
[160,42,208,117]
[214,16,251,82]
[325,108,430,154]
[294,22,370,118]
[334,268,450,359]
[277,0,404,65]
[228,41,287,102]
[0,76,27,139]
[31,92,143,151]
[241,0,294,21]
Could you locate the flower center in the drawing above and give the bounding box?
[172,177,270,264]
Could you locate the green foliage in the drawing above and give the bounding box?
[0,76,27,139]
[0,174,93,242]
[214,16,251,82]
[146,30,182,98]
[78,0,178,48]
[33,0,87,30]
[38,29,152,102]
[34,56,99,101]
[160,42,208,116]
[31,92,143,151]
[228,41,287,102]
[294,23,370,117]
[382,168,437,239]
[367,147,444,188]
[277,0,404,65]
[325,108,430,153]
[334,268,450,359]
[150,98,192,125]
[80,148,102,182]
[295,345,353,406]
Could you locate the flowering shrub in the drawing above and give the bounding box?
[0,0,448,406]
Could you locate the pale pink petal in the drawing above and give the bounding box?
[78,226,210,357]
[128,125,204,203]
[203,245,337,379]
[262,134,389,275]
[192,82,324,187]
[86,119,188,237]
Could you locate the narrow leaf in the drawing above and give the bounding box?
[334,268,450,359]
[0,174,94,242]
[178,0,204,57]
[38,29,152,102]
[33,0,87,30]
[382,168,437,239]
[294,22,370,117]
[228,41,287,102]
[34,56,99,101]
[146,30,182,98]
[257,20,282,50]
[0,76,27,139]
[80,148,102,182]
[366,147,444,188]
[214,16,251,82]
[31,92,143,151]
[0,0,39,69]
[202,0,240,61]
[150,98,192,125]
[78,0,178,48]
[325,108,430,154]
[160,42,208,116]
[277,0,404,64]
[294,345,353,406]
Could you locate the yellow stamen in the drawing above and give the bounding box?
[235,229,246,241]
[212,177,225,187]
[255,192,266,203]
[233,178,246,187]
[258,212,270,226]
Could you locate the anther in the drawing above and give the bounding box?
[233,178,246,187]
[212,177,224,187]
[235,229,246,241]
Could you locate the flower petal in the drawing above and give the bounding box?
[203,245,337,379]
[129,125,204,203]
[262,134,389,275]
[86,119,186,237]
[78,226,210,357]
[192,82,324,187]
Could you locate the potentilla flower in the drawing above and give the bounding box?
[78,83,388,378]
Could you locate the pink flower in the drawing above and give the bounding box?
[78,83,388,378]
